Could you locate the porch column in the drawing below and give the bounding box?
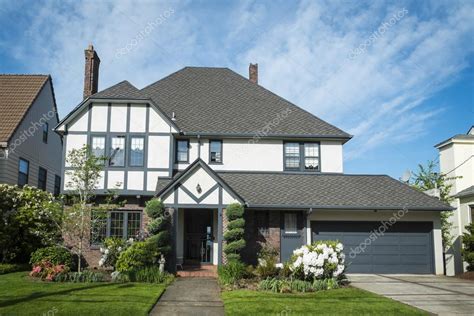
[217,206,223,265]
[169,207,177,273]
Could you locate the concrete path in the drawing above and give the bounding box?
[149,278,224,316]
[349,274,474,315]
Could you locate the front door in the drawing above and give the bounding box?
[184,210,213,264]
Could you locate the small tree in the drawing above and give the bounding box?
[410,160,457,250]
[462,223,474,271]
[145,198,171,258]
[223,203,246,262]
[62,145,107,272]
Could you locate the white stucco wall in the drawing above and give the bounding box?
[320,141,343,173]
[307,210,444,275]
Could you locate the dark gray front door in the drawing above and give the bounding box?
[280,212,306,262]
[311,221,434,274]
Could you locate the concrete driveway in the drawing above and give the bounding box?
[349,274,474,315]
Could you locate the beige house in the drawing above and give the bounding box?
[436,126,474,275]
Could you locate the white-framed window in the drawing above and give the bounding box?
[284,213,297,234]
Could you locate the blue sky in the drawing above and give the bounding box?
[1,0,473,178]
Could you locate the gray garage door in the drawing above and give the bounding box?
[311,221,434,274]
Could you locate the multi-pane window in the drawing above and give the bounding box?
[110,136,125,166]
[18,158,29,187]
[209,140,222,163]
[284,143,300,169]
[91,136,106,161]
[42,122,48,143]
[284,213,297,234]
[130,137,144,166]
[284,142,320,172]
[38,167,47,191]
[54,175,61,196]
[255,211,269,237]
[91,211,142,245]
[176,140,189,163]
[304,143,319,171]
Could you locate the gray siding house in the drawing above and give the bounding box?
[0,75,63,194]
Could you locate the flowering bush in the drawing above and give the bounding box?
[290,241,345,281]
[30,260,68,281]
[98,237,132,268]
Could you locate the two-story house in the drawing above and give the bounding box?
[55,46,450,274]
[0,75,63,194]
[436,126,474,275]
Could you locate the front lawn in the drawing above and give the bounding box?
[222,287,428,315]
[0,272,166,316]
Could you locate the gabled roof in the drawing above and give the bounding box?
[92,80,147,99]
[142,67,351,139]
[0,74,50,143]
[454,185,474,198]
[155,158,245,203]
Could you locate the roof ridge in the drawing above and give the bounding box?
[0,74,50,77]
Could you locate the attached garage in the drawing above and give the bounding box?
[311,221,434,274]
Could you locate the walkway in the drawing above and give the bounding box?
[149,278,224,316]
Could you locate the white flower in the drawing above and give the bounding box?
[98,258,105,267]
[99,247,105,253]
[334,264,345,277]
[275,263,283,268]
[117,246,122,252]
[104,249,110,255]
[336,243,344,252]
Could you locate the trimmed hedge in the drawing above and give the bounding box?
[0,263,30,275]
[30,246,73,268]
[224,203,245,261]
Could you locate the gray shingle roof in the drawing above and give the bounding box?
[217,172,451,210]
[455,185,474,198]
[92,80,147,99]
[140,67,351,138]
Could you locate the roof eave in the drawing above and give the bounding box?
[246,204,454,211]
[180,132,352,142]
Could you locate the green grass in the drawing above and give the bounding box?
[222,287,428,315]
[0,272,166,316]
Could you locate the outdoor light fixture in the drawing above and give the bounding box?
[196,183,202,194]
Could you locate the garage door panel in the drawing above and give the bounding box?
[311,221,434,274]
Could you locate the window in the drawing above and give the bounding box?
[284,213,297,234]
[284,143,300,169]
[209,140,223,163]
[18,158,29,187]
[109,136,125,166]
[255,211,269,237]
[176,140,189,163]
[91,136,106,162]
[90,211,143,245]
[54,175,61,196]
[42,122,48,143]
[284,142,320,172]
[38,167,47,190]
[130,137,144,166]
[304,143,319,171]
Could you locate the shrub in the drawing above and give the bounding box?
[0,263,30,275]
[290,241,345,281]
[258,277,341,293]
[30,246,73,268]
[145,199,165,219]
[462,223,474,271]
[218,260,247,286]
[54,270,106,282]
[255,244,279,279]
[30,260,68,281]
[224,203,245,261]
[115,242,155,273]
[145,198,171,263]
[99,237,129,268]
[127,266,174,284]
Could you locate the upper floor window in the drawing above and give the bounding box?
[284,142,320,172]
[38,167,47,190]
[91,136,106,161]
[42,123,48,143]
[209,140,222,164]
[130,137,145,167]
[18,158,29,187]
[176,140,189,163]
[110,136,125,167]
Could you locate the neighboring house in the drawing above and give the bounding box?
[0,75,62,194]
[436,126,474,275]
[55,46,450,274]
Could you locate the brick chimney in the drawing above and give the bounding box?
[83,44,100,99]
[249,63,258,84]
